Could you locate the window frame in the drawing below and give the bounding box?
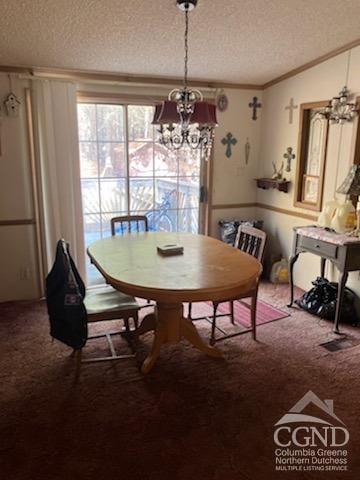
[76,91,207,236]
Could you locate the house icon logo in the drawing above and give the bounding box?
[275,390,345,427]
[273,390,349,448]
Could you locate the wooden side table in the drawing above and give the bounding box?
[288,226,360,334]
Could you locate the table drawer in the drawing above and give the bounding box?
[298,236,338,259]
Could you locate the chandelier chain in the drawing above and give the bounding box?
[184,9,189,89]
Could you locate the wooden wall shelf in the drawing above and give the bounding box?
[255,178,291,193]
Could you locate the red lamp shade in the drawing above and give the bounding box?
[152,104,162,124]
[190,102,218,126]
[152,100,217,126]
[152,101,179,125]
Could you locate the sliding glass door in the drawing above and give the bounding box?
[77,99,205,285]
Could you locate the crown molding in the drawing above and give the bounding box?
[0,65,32,74]
[0,65,263,90]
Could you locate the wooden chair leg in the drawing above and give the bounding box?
[210,302,219,345]
[251,290,258,340]
[188,302,193,319]
[73,348,82,363]
[134,311,139,330]
[132,312,140,350]
[124,318,130,332]
[230,301,235,324]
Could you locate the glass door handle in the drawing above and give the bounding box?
[199,185,207,203]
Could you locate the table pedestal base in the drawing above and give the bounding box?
[137,302,222,374]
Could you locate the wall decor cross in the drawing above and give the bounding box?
[285,98,298,124]
[221,132,237,158]
[249,96,262,120]
[283,147,295,172]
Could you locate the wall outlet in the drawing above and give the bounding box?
[19,267,31,280]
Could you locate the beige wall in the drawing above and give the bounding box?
[0,75,40,302]
[258,46,360,295]
[208,88,262,237]
[211,89,262,205]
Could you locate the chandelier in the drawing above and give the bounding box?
[152,0,218,160]
[320,86,358,124]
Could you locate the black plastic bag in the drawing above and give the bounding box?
[219,220,264,245]
[296,277,359,326]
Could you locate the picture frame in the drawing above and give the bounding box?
[216,91,228,112]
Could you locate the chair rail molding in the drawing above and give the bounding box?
[0,219,35,226]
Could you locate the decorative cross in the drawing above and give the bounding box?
[285,97,298,124]
[221,132,237,158]
[283,147,295,172]
[249,96,262,120]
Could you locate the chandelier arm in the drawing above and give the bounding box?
[170,130,186,150]
[188,134,208,150]
[172,135,185,150]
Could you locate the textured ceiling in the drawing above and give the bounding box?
[1,0,360,85]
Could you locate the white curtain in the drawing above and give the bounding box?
[32,80,85,279]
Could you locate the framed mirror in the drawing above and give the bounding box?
[349,96,360,208]
[294,101,329,211]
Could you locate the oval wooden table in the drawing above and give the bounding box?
[87,232,262,374]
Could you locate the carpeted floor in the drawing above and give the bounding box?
[1,282,359,480]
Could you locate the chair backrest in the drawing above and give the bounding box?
[111,215,149,236]
[234,225,266,263]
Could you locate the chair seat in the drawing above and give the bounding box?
[85,287,139,317]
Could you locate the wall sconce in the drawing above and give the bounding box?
[320,86,358,124]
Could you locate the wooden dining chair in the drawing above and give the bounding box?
[111,215,148,235]
[188,225,266,345]
[111,214,152,306]
[47,240,140,365]
[82,286,140,363]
